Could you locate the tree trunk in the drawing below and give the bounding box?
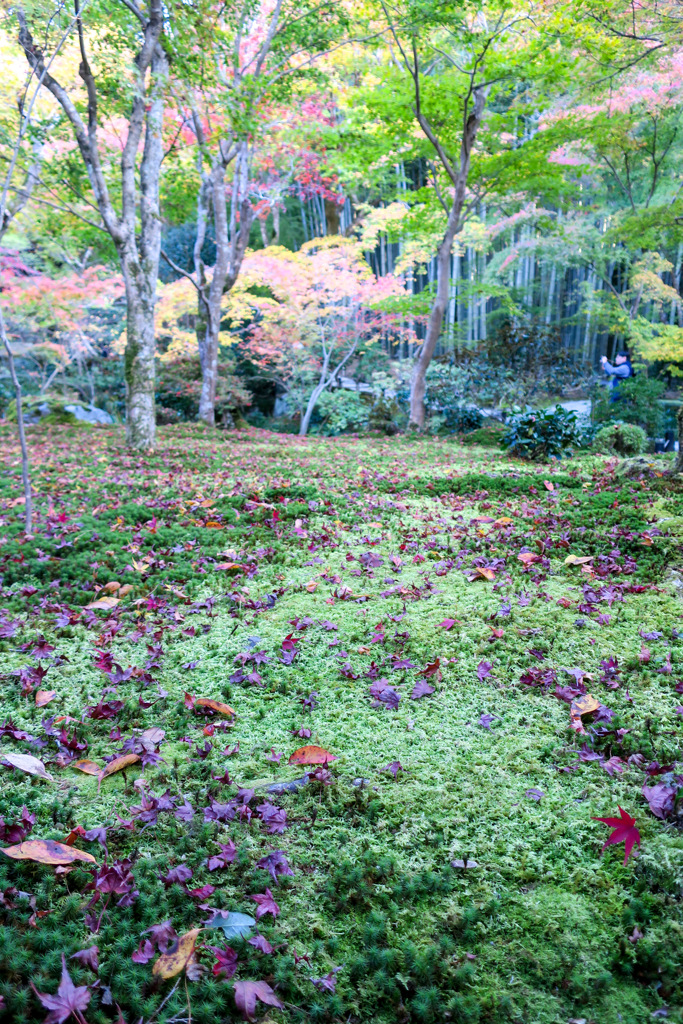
[408,224,458,429]
[197,142,253,427]
[672,404,683,474]
[17,5,167,450]
[123,264,158,448]
[408,86,487,430]
[300,379,328,437]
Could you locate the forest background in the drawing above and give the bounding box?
[2,0,683,448]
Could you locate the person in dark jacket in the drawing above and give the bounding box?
[600,352,633,400]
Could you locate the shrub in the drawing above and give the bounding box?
[314,389,369,435]
[461,422,506,447]
[368,393,401,435]
[592,375,665,436]
[443,404,483,433]
[155,356,251,425]
[501,405,584,460]
[594,422,647,456]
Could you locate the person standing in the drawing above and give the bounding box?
[600,352,633,401]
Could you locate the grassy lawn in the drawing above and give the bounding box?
[0,423,681,1024]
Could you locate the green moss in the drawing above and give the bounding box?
[0,425,680,1023]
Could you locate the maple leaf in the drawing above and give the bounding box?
[131,939,155,964]
[642,783,678,820]
[410,680,434,700]
[248,934,274,954]
[310,967,342,993]
[31,955,91,1024]
[592,807,641,864]
[207,944,238,978]
[255,850,294,883]
[70,947,98,974]
[233,979,283,1020]
[161,864,193,887]
[207,840,236,871]
[249,887,280,919]
[383,760,403,778]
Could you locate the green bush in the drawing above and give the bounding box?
[501,405,584,460]
[461,422,506,447]
[594,422,647,456]
[443,404,482,433]
[592,375,665,436]
[314,389,369,435]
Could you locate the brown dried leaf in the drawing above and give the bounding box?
[1,839,97,865]
[99,753,140,779]
[35,689,57,707]
[2,752,53,781]
[72,760,102,776]
[195,698,235,717]
[571,693,601,717]
[152,928,201,980]
[86,595,119,611]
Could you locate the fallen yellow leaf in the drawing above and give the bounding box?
[152,929,201,980]
[564,555,593,566]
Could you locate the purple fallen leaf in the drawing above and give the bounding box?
[438,618,457,630]
[70,946,98,973]
[208,840,236,872]
[255,851,294,883]
[383,760,403,779]
[233,979,283,1020]
[207,945,238,978]
[642,783,677,820]
[249,887,280,919]
[31,955,91,1024]
[478,713,497,729]
[410,680,434,700]
[309,966,342,993]
[476,661,492,681]
[131,939,155,964]
[524,788,544,802]
[602,756,626,777]
[248,934,273,954]
[161,863,192,887]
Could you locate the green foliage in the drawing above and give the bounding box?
[461,422,507,447]
[592,376,666,436]
[313,389,370,435]
[500,406,586,460]
[594,422,647,457]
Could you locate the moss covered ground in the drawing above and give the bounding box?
[0,423,681,1024]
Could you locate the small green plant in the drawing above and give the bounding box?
[461,422,506,447]
[501,405,584,460]
[593,422,647,456]
[592,375,665,436]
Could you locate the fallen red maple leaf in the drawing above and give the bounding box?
[30,955,91,1023]
[592,806,641,864]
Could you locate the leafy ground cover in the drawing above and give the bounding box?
[0,424,681,1024]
